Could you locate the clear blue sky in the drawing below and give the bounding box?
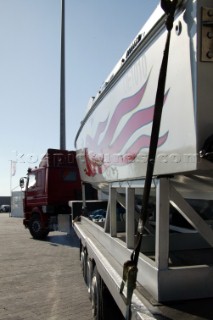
[0,0,159,196]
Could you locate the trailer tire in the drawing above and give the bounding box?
[87,258,93,299]
[29,214,49,240]
[80,244,94,299]
[91,266,101,319]
[80,248,87,283]
[91,266,124,320]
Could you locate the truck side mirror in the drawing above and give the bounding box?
[19,178,25,189]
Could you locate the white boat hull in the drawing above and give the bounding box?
[75,1,213,190]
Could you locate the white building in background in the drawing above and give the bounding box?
[11,191,23,217]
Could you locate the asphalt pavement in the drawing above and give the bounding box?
[0,213,93,320]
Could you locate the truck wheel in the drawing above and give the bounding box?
[29,214,49,240]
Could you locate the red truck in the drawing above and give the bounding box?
[20,149,82,240]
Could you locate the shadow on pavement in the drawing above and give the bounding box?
[44,227,80,248]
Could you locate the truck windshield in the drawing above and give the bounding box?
[28,173,36,189]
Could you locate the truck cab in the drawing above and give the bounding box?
[20,149,82,239]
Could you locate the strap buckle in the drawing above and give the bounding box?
[120,260,138,306]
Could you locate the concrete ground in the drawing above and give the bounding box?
[0,213,93,320]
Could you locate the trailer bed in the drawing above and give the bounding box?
[74,216,213,320]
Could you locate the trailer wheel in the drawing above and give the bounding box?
[29,214,49,240]
[91,266,124,320]
[87,258,93,299]
[80,248,88,283]
[80,244,94,299]
[91,266,101,319]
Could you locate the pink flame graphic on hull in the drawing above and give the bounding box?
[83,75,169,177]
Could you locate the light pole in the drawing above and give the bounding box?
[60,0,66,150]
